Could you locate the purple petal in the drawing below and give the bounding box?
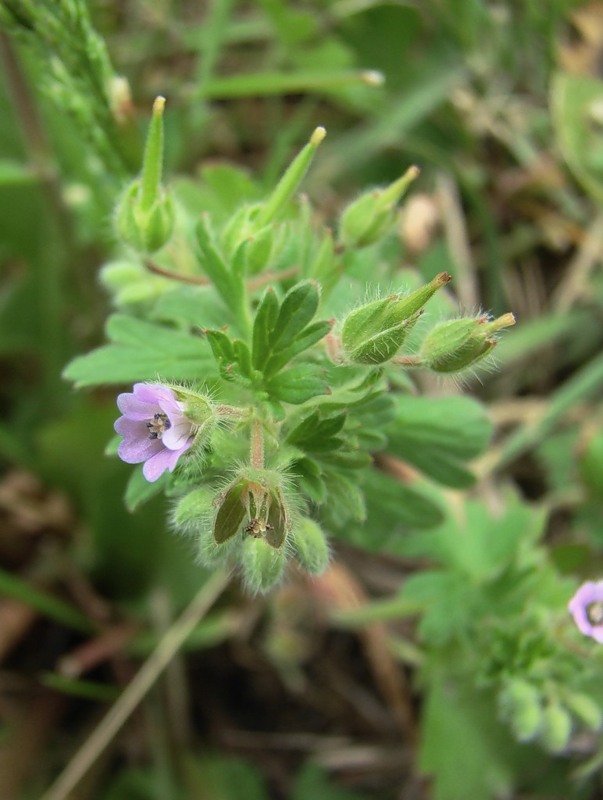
[568,581,603,641]
[117,392,160,420]
[163,419,194,450]
[133,383,177,406]
[114,416,148,438]
[158,395,186,419]
[143,447,183,482]
[118,433,163,464]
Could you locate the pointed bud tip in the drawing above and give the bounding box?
[498,312,516,328]
[310,126,327,147]
[435,271,452,286]
[406,165,421,180]
[153,96,166,115]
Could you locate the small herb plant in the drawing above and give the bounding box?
[65,98,514,594]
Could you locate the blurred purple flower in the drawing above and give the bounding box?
[114,383,195,482]
[568,581,603,643]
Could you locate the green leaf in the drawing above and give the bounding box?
[386,395,492,488]
[252,288,280,370]
[125,465,169,512]
[398,497,546,581]
[287,409,347,449]
[196,215,239,307]
[264,319,332,377]
[265,364,329,404]
[63,315,214,388]
[271,281,320,349]
[420,671,516,800]
[152,285,231,329]
[291,457,327,504]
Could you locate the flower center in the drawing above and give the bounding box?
[244,517,273,537]
[586,601,603,625]
[146,412,171,440]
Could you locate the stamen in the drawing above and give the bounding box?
[587,601,603,625]
[146,412,171,440]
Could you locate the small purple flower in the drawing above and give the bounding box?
[114,383,196,482]
[568,581,603,643]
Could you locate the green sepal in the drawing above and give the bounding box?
[240,537,286,594]
[171,487,214,532]
[338,166,419,249]
[266,493,287,549]
[564,692,602,732]
[539,703,572,753]
[341,273,450,364]
[499,680,543,742]
[115,181,175,253]
[420,313,514,373]
[213,481,247,543]
[292,518,330,575]
[265,365,329,404]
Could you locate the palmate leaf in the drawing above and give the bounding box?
[264,364,329,404]
[386,395,493,488]
[251,281,330,376]
[63,314,215,388]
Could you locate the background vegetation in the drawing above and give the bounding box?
[2,1,603,798]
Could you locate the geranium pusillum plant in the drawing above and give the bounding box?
[67,97,517,593]
[568,581,603,642]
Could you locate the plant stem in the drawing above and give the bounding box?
[39,569,229,800]
[250,418,264,469]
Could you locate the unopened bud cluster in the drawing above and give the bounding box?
[499,678,601,753]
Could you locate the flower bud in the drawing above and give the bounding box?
[564,692,602,732]
[420,312,515,373]
[115,97,175,253]
[292,518,330,575]
[339,165,420,249]
[341,272,451,364]
[240,536,286,594]
[171,487,214,533]
[540,702,572,753]
[499,679,543,742]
